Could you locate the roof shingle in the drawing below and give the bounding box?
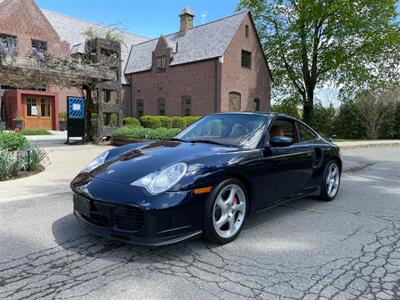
[125,11,248,74]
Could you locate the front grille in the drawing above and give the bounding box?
[74,194,144,232]
[114,206,144,232]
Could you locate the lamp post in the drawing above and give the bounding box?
[26,147,32,171]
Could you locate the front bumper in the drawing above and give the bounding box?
[72,177,207,246]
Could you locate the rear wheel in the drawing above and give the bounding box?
[203,179,247,244]
[319,160,341,201]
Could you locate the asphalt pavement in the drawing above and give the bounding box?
[0,146,399,300]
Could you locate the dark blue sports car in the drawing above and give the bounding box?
[71,112,341,245]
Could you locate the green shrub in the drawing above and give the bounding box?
[333,101,367,139]
[123,117,140,127]
[184,116,202,126]
[146,128,181,140]
[139,116,162,129]
[0,132,29,151]
[113,127,181,140]
[0,150,24,180]
[59,111,67,121]
[271,102,302,119]
[156,116,173,128]
[20,129,52,136]
[28,147,48,171]
[171,117,187,129]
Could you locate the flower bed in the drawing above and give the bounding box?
[0,132,47,181]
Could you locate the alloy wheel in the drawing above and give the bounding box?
[326,163,340,198]
[212,184,246,239]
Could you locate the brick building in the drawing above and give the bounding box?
[125,7,272,117]
[0,0,271,130]
[0,0,148,130]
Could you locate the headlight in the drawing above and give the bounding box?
[131,162,187,194]
[84,151,109,172]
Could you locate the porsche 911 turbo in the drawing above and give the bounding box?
[71,112,341,245]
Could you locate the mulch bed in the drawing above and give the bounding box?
[0,165,45,182]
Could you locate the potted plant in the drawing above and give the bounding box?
[59,111,67,131]
[13,113,23,130]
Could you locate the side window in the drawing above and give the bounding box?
[269,119,298,143]
[181,96,191,116]
[157,97,166,115]
[298,122,317,142]
[136,99,144,118]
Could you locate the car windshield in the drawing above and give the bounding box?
[175,114,268,149]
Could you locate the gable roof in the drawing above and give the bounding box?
[42,10,150,84]
[125,11,249,74]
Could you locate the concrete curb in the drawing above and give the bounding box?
[336,141,400,150]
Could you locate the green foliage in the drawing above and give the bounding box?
[156,116,173,129]
[171,117,188,129]
[0,132,29,151]
[82,27,98,40]
[20,129,52,136]
[333,101,367,139]
[139,116,162,129]
[122,117,140,128]
[28,147,47,172]
[59,111,67,122]
[271,101,301,119]
[112,127,181,140]
[183,116,202,126]
[238,0,400,124]
[311,103,337,138]
[104,30,124,44]
[0,151,24,180]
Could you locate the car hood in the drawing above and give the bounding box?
[90,140,239,185]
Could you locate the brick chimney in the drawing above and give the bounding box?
[179,6,195,34]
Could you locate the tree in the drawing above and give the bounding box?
[238,0,400,124]
[355,88,399,139]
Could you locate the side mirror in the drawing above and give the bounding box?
[269,136,293,147]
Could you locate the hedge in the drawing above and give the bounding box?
[123,117,140,127]
[112,127,181,140]
[184,116,202,126]
[156,116,173,128]
[0,132,30,151]
[20,129,52,136]
[139,116,162,129]
[171,117,187,129]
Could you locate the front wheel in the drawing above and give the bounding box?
[319,160,341,201]
[203,179,248,244]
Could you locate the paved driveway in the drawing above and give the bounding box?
[1,147,399,300]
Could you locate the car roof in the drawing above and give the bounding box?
[212,111,295,119]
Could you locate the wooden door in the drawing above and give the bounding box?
[228,92,241,112]
[24,96,52,129]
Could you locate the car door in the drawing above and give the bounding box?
[259,118,315,207]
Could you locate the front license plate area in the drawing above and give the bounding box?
[74,194,91,217]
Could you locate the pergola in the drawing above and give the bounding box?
[0,56,117,87]
[0,53,121,140]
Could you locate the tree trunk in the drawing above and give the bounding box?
[303,90,314,125]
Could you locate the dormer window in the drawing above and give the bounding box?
[156,56,166,73]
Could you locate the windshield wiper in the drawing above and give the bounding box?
[188,139,233,147]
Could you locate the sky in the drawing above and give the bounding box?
[36,0,238,38]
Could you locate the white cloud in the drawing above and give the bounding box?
[200,11,207,24]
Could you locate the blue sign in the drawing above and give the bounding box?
[68,97,85,119]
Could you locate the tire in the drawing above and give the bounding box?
[203,178,248,244]
[318,160,341,201]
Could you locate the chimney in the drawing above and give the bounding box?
[179,6,195,34]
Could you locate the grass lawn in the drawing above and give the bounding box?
[20,129,52,136]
